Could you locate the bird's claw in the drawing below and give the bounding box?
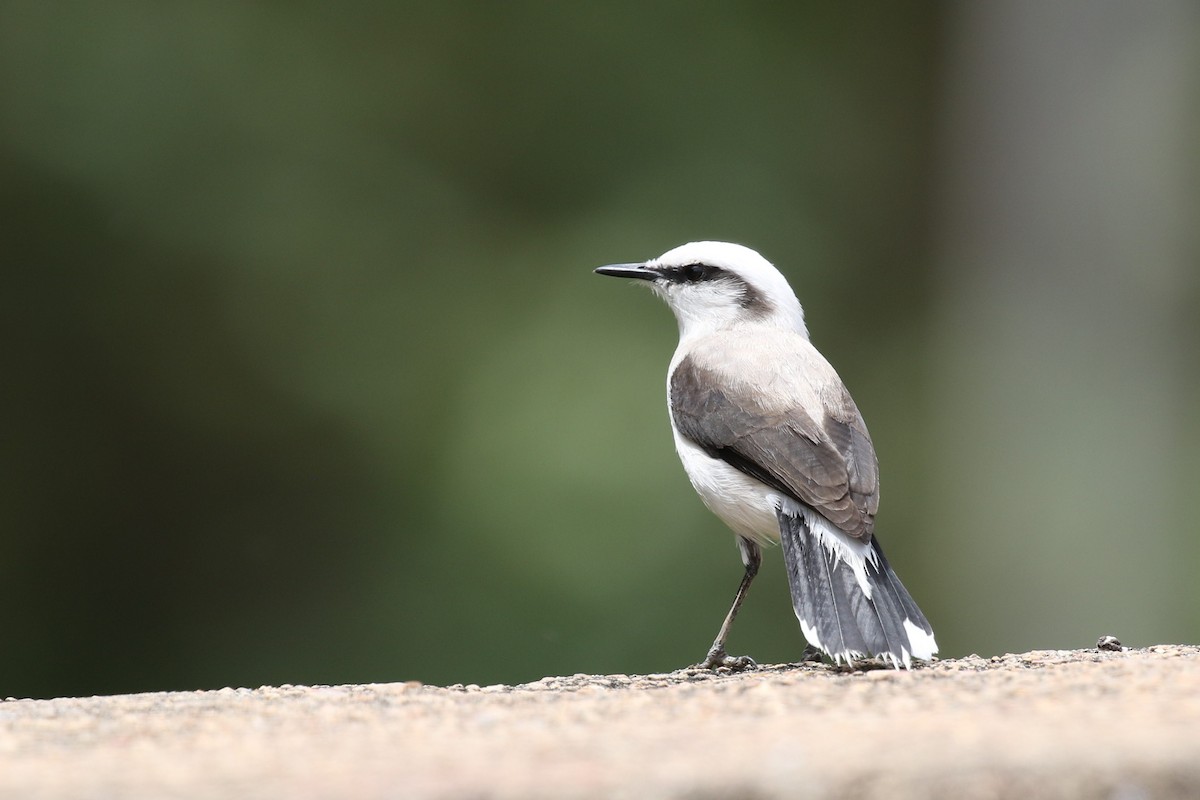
[700,646,757,672]
[799,644,825,663]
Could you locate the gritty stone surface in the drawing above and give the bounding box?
[1,645,1198,799]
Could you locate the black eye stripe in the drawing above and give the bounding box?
[658,262,770,314]
[665,263,721,283]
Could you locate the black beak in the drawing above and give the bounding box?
[594,263,659,282]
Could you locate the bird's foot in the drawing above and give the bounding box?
[799,643,825,663]
[699,645,757,672]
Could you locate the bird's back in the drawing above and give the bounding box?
[673,327,849,415]
[668,326,880,542]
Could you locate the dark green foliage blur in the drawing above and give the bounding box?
[3,3,1197,699]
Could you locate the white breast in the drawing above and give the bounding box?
[667,325,878,587]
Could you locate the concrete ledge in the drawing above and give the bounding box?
[2,645,1198,799]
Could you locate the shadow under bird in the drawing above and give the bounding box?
[595,241,937,669]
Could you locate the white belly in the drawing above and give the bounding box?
[672,431,783,545]
[673,427,879,596]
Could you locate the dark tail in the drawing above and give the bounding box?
[777,509,937,668]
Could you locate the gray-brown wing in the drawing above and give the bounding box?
[669,354,879,541]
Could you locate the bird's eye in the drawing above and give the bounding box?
[683,264,707,281]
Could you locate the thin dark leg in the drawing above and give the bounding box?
[699,539,761,671]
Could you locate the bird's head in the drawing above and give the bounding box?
[595,241,807,340]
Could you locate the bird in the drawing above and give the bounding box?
[594,241,937,670]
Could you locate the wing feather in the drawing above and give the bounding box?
[670,353,878,540]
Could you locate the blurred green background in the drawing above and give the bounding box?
[2,2,1197,700]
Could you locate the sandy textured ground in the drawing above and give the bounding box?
[1,644,1198,799]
